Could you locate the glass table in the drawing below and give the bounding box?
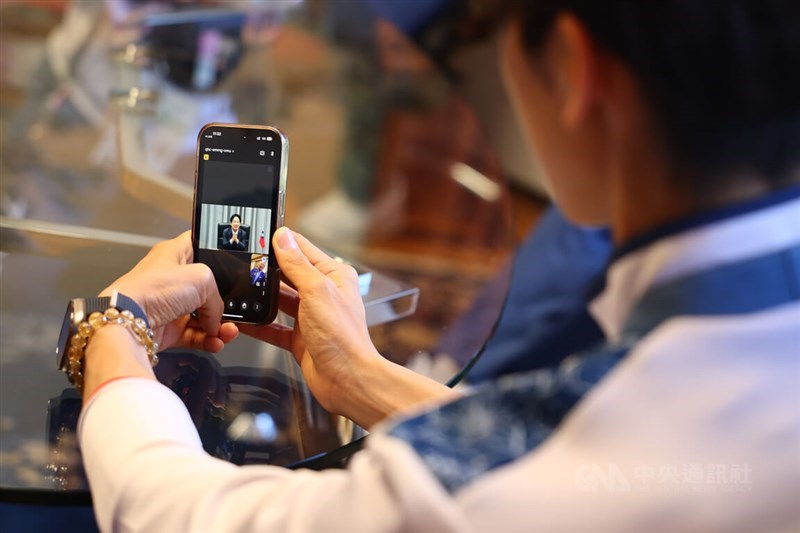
[0,0,515,501]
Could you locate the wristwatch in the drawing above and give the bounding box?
[56,293,149,372]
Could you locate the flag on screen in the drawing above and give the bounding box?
[259,230,266,250]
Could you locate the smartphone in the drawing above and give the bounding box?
[191,123,288,324]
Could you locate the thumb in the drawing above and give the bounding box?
[272,227,323,291]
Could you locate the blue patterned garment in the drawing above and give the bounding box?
[388,242,800,494]
[389,345,629,493]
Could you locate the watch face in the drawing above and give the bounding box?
[57,299,88,371]
[57,300,75,371]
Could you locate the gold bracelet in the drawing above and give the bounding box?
[66,307,159,392]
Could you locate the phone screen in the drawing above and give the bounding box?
[192,124,287,324]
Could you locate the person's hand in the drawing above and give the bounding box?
[82,231,238,402]
[240,228,458,428]
[99,231,238,353]
[239,228,385,417]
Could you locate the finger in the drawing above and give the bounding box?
[176,327,225,353]
[162,319,233,352]
[183,315,238,339]
[137,231,193,269]
[290,232,361,296]
[279,279,297,295]
[278,284,300,318]
[238,322,295,352]
[272,227,328,291]
[183,263,224,336]
[280,271,297,292]
[291,231,350,277]
[288,230,333,265]
[202,336,226,353]
[184,314,204,330]
[273,227,355,291]
[158,231,193,265]
[218,322,239,343]
[174,230,194,263]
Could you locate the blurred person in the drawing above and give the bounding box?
[302,0,613,381]
[69,1,800,531]
[296,2,446,244]
[438,206,612,382]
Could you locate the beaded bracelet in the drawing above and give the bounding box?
[66,307,159,392]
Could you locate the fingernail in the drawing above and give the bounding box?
[276,227,298,251]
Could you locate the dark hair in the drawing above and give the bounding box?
[484,0,800,189]
[230,214,241,223]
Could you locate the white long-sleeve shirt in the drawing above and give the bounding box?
[80,195,800,532]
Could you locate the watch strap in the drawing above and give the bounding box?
[58,293,149,371]
[82,296,111,316]
[57,292,156,390]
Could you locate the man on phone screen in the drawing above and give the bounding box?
[221,214,248,251]
[250,256,267,286]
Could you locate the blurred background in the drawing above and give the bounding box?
[0,0,551,369]
[0,0,559,514]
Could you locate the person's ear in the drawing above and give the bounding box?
[548,14,599,128]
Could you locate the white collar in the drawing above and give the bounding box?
[589,197,800,342]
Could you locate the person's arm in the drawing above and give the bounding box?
[76,229,463,530]
[80,377,465,532]
[240,228,459,429]
[80,227,456,426]
[221,227,231,249]
[236,228,248,250]
[83,227,454,425]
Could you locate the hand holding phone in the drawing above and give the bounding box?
[191,123,289,324]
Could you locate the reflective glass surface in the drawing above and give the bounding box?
[0,0,514,494]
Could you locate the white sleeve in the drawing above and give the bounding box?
[78,379,471,533]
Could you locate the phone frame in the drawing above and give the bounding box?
[191,122,289,324]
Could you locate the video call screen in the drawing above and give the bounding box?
[194,129,282,319]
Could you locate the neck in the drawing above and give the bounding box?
[608,131,688,244]
[609,144,794,245]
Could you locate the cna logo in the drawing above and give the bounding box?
[574,464,631,493]
[575,462,753,493]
